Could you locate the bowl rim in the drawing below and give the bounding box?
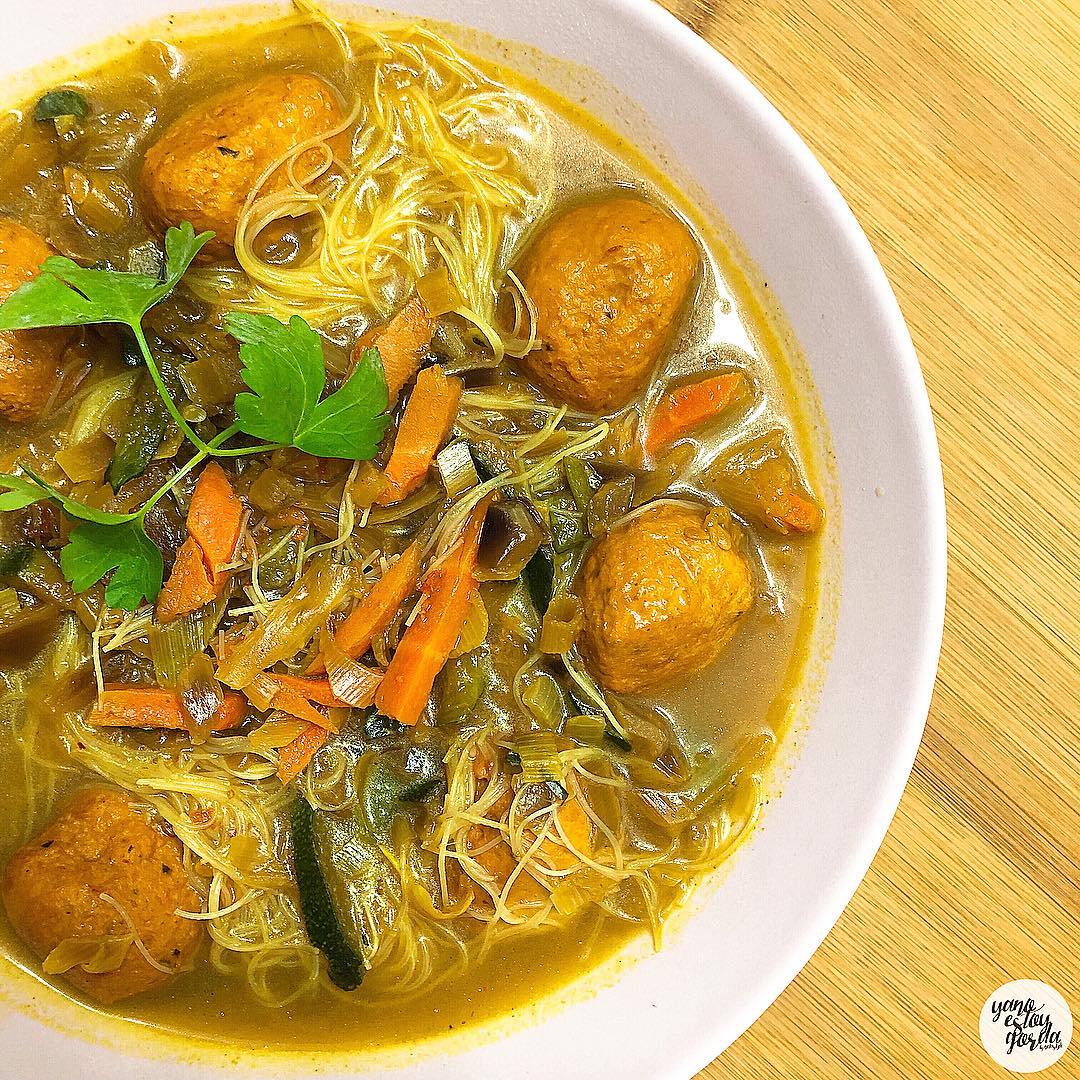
[622,2,946,1073]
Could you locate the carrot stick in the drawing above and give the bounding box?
[263,682,341,731]
[156,463,245,622]
[353,295,435,404]
[375,497,491,726]
[89,685,247,732]
[155,538,217,624]
[277,722,330,785]
[186,461,244,583]
[307,541,423,675]
[376,365,463,506]
[645,372,743,457]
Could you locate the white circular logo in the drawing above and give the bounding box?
[980,980,1072,1073]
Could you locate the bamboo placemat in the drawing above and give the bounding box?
[655,1,1080,1076]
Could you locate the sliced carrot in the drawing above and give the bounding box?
[376,365,463,506]
[276,722,330,785]
[155,537,218,623]
[186,462,244,583]
[771,489,822,533]
[307,541,423,675]
[263,682,341,731]
[89,685,247,732]
[353,295,435,405]
[375,497,491,726]
[264,673,353,708]
[156,463,245,622]
[645,372,743,457]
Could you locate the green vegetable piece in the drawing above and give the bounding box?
[33,89,89,122]
[60,519,163,610]
[291,797,364,992]
[523,546,554,616]
[364,711,404,740]
[567,688,633,753]
[545,492,586,553]
[0,473,48,512]
[0,222,213,332]
[564,457,601,511]
[225,313,390,460]
[107,379,171,489]
[435,651,491,725]
[0,544,34,577]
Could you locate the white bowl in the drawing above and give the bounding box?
[1,2,946,1078]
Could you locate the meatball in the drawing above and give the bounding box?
[517,197,698,413]
[1,787,203,1004]
[577,502,753,694]
[0,219,69,422]
[141,73,345,258]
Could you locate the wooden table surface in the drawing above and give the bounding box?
[654,2,1080,1077]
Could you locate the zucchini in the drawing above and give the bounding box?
[522,546,554,616]
[291,796,364,991]
[107,376,172,489]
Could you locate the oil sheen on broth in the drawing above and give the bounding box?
[0,8,825,1052]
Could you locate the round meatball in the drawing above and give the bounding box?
[141,73,345,258]
[517,197,698,413]
[1,787,203,1004]
[0,219,69,422]
[577,502,753,694]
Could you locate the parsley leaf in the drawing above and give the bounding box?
[295,347,390,459]
[60,520,163,610]
[0,222,213,332]
[226,313,326,445]
[0,473,49,512]
[225,313,389,460]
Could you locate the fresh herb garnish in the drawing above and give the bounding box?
[33,89,90,123]
[0,222,391,611]
[225,313,389,460]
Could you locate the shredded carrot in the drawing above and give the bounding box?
[307,541,423,674]
[276,723,330,785]
[376,365,463,505]
[645,372,743,457]
[353,294,435,404]
[375,497,491,726]
[186,462,244,583]
[89,685,247,732]
[156,463,245,622]
[155,538,217,624]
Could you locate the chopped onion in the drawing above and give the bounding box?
[435,440,479,497]
[68,371,140,444]
[513,730,563,786]
[217,559,355,689]
[148,602,224,688]
[521,672,567,730]
[564,713,607,745]
[538,594,583,654]
[449,590,488,658]
[415,264,463,317]
[177,652,225,737]
[0,588,21,620]
[55,433,114,485]
[43,934,133,976]
[248,717,308,753]
[319,627,383,706]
